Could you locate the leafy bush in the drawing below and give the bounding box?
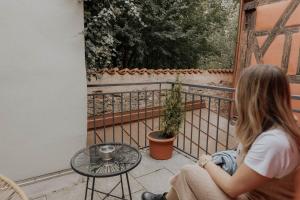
[84,0,239,69]
[161,77,184,138]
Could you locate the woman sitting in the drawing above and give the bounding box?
[142,64,300,200]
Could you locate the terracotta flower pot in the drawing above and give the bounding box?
[147,131,176,160]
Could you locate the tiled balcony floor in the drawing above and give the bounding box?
[23,149,196,200]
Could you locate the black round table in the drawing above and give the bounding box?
[71,143,142,200]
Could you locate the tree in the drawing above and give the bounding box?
[84,0,144,68]
[200,0,239,69]
[136,0,224,68]
[84,0,239,69]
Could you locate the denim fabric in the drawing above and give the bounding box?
[212,150,237,175]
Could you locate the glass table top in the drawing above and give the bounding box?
[71,143,141,177]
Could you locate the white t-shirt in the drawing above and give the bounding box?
[238,128,300,178]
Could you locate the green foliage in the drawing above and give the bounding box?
[161,77,184,138]
[84,0,239,69]
[199,1,239,69]
[84,0,144,68]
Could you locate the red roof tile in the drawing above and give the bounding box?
[87,68,233,76]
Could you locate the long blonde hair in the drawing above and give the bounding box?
[235,64,300,152]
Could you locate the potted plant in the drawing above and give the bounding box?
[147,77,184,160]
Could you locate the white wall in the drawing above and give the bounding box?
[0,0,86,180]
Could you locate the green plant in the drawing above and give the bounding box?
[161,77,184,138]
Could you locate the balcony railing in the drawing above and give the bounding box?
[87,82,300,159]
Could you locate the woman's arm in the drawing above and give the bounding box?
[200,155,271,198]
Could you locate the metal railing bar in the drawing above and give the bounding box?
[88,82,300,99]
[184,119,230,148]
[177,130,221,154]
[102,94,106,142]
[174,146,200,160]
[205,97,211,154]
[190,94,195,155]
[181,91,234,102]
[181,83,234,93]
[90,111,232,151]
[145,91,148,147]
[177,131,201,149]
[226,101,232,149]
[93,95,96,144]
[139,146,150,150]
[215,99,221,152]
[87,82,171,88]
[121,93,124,143]
[95,130,103,144]
[141,120,154,132]
[197,96,202,158]
[137,92,140,147]
[158,83,162,130]
[152,91,155,131]
[88,82,235,93]
[193,111,230,134]
[183,93,187,152]
[129,92,132,145]
[193,114,225,135]
[173,148,198,162]
[112,94,115,142]
[88,89,168,97]
[176,90,179,147]
[120,126,139,147]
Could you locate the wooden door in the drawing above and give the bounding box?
[235,0,300,114]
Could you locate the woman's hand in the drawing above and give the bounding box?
[197,154,212,168]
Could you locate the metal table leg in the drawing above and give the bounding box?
[120,175,125,199]
[125,173,132,200]
[85,177,89,200]
[91,177,95,200]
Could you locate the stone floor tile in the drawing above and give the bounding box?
[136,168,173,194]
[127,189,145,200]
[31,195,47,200]
[159,152,196,174]
[69,189,146,200]
[129,151,164,178]
[46,182,85,200]
[93,173,144,196]
[22,173,84,199]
